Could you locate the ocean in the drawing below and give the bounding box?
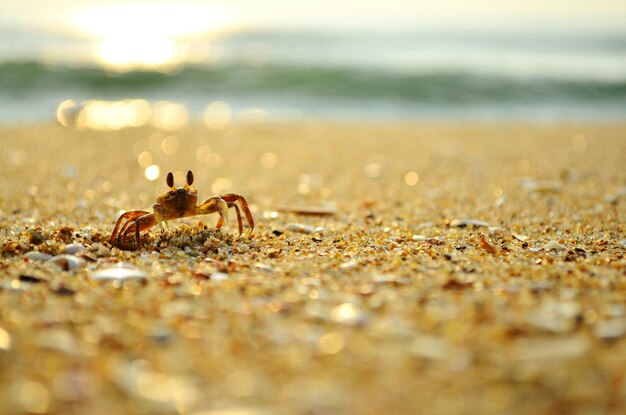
[1,26,626,123]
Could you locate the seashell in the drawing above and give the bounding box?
[593,318,626,339]
[47,255,86,271]
[63,243,86,255]
[512,233,529,242]
[450,219,489,228]
[543,240,566,251]
[340,259,359,269]
[23,251,52,262]
[253,263,273,272]
[411,235,426,241]
[285,223,322,234]
[210,272,228,281]
[90,263,147,281]
[620,240,626,249]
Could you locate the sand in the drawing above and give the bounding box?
[0,121,625,415]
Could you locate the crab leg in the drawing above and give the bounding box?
[195,196,229,229]
[219,193,254,234]
[117,212,150,244]
[119,213,157,251]
[109,210,150,246]
[217,202,244,235]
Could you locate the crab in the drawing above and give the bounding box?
[109,170,254,250]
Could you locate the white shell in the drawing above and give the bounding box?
[339,259,359,269]
[285,223,318,234]
[512,233,529,242]
[47,255,86,271]
[23,251,52,262]
[90,263,147,281]
[210,272,228,281]
[543,240,567,251]
[593,318,626,339]
[522,179,563,193]
[450,219,490,228]
[63,244,86,255]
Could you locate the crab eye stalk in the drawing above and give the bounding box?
[166,172,174,188]
[186,170,194,186]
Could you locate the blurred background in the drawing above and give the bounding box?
[1,0,626,125]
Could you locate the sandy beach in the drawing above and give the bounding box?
[1,121,625,414]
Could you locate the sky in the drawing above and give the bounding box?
[3,0,626,35]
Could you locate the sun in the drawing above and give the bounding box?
[97,35,177,69]
[73,3,231,70]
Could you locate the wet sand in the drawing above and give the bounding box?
[1,121,625,415]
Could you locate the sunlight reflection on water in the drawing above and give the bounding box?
[56,99,189,131]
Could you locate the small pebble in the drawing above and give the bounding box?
[19,275,45,284]
[27,229,46,244]
[89,242,110,257]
